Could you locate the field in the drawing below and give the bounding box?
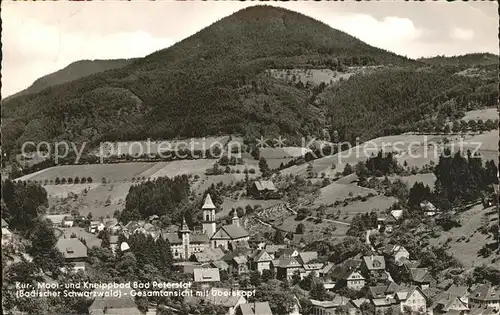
[321,195,399,222]
[44,183,100,198]
[217,198,283,219]
[381,173,437,190]
[148,160,218,178]
[276,215,349,240]
[260,147,311,170]
[15,162,158,183]
[313,182,377,206]
[461,108,498,121]
[428,205,498,268]
[268,68,355,86]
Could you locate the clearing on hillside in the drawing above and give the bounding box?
[428,204,498,268]
[461,108,498,121]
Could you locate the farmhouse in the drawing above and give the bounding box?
[420,201,439,216]
[236,302,273,315]
[408,268,436,290]
[249,180,277,199]
[276,256,302,280]
[88,296,142,315]
[203,288,248,315]
[44,214,68,227]
[250,250,273,273]
[382,245,410,263]
[395,286,428,314]
[468,284,500,311]
[193,268,220,283]
[56,238,87,272]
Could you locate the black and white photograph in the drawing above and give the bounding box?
[1,1,499,315]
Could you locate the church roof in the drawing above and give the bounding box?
[212,224,249,240]
[202,194,216,209]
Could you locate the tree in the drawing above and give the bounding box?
[342,163,353,176]
[249,270,261,287]
[273,230,285,245]
[309,282,327,300]
[28,220,64,275]
[87,177,93,183]
[74,177,80,184]
[101,230,111,249]
[296,223,305,234]
[259,157,271,178]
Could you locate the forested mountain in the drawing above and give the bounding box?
[3,59,135,101]
[1,6,496,160]
[0,5,414,157]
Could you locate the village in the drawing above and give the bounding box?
[3,176,498,315]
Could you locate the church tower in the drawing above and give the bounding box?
[202,194,217,238]
[180,217,191,260]
[232,209,240,227]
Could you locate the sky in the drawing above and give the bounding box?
[1,1,498,97]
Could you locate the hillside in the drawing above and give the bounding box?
[2,6,495,161]
[418,53,498,66]
[3,59,134,101]
[0,5,414,157]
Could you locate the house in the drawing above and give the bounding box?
[193,268,220,283]
[109,235,119,254]
[231,255,249,275]
[347,298,368,315]
[264,244,287,258]
[377,213,398,233]
[88,295,141,315]
[319,263,335,277]
[276,257,302,280]
[301,264,323,278]
[210,212,250,251]
[249,234,267,250]
[89,220,105,234]
[103,218,121,233]
[291,234,314,248]
[420,201,438,216]
[204,288,248,315]
[275,248,300,259]
[173,261,204,274]
[56,238,87,272]
[408,268,436,290]
[468,284,500,311]
[249,180,277,199]
[296,251,318,265]
[236,302,273,315]
[211,260,230,272]
[250,250,273,273]
[190,247,225,263]
[329,264,361,290]
[395,286,428,314]
[429,286,469,315]
[62,216,74,228]
[345,271,366,291]
[361,255,386,276]
[44,214,68,227]
[382,245,410,263]
[2,219,13,246]
[310,296,349,315]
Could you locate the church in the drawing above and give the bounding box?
[162,194,250,260]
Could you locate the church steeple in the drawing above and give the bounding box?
[202,194,217,238]
[232,209,240,227]
[179,217,191,260]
